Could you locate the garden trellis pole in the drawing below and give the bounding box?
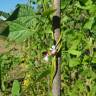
[52,0,61,96]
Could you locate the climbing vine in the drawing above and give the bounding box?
[1,0,96,96]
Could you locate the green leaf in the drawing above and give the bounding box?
[1,81,6,91]
[85,0,93,6]
[75,1,86,9]
[70,40,80,50]
[62,15,69,23]
[50,56,56,89]
[36,69,50,81]
[12,80,20,96]
[68,50,81,57]
[84,17,94,30]
[16,4,34,17]
[43,8,55,16]
[75,80,84,92]
[69,58,80,67]
[82,55,89,65]
[7,4,38,43]
[61,0,71,9]
[92,57,96,63]
[89,85,96,96]
[8,20,34,42]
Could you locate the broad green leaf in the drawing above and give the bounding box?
[61,0,71,9]
[89,85,96,96]
[12,80,20,96]
[75,80,84,92]
[7,4,39,43]
[69,58,80,67]
[75,2,86,9]
[84,17,94,30]
[85,37,93,49]
[82,55,89,65]
[92,57,96,63]
[70,40,80,50]
[43,8,55,16]
[68,50,81,57]
[62,15,69,23]
[85,0,93,6]
[8,18,36,42]
[16,4,34,17]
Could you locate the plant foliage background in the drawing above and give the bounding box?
[1,0,96,96]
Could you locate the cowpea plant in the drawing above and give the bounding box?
[1,0,96,96]
[1,0,54,96]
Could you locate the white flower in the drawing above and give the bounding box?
[52,45,56,49]
[50,45,56,55]
[44,54,49,62]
